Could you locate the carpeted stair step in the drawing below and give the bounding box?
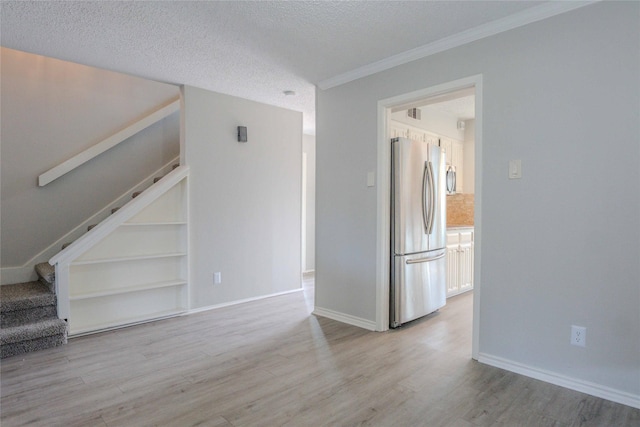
[1,282,57,328]
[35,262,55,291]
[0,318,67,359]
[0,281,68,358]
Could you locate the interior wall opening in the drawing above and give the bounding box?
[376,75,482,360]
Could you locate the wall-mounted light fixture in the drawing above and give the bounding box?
[237,126,247,142]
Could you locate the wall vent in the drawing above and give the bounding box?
[407,108,421,120]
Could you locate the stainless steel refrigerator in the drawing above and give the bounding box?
[390,137,447,328]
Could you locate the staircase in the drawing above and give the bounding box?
[58,163,179,252]
[0,164,182,358]
[0,264,67,359]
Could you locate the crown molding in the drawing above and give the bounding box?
[317,1,598,90]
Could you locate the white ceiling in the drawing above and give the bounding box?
[423,96,476,121]
[1,1,589,134]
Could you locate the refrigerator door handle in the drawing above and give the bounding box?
[422,161,429,233]
[452,166,457,193]
[406,252,446,264]
[426,161,436,235]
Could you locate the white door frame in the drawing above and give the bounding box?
[375,75,483,360]
[302,152,308,274]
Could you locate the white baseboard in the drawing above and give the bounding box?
[312,306,377,331]
[188,288,303,315]
[0,266,38,285]
[478,353,640,409]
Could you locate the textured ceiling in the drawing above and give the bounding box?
[1,1,554,134]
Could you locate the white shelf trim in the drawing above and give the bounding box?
[69,308,187,337]
[70,280,187,300]
[71,252,186,266]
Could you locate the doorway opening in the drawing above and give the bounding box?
[375,75,482,360]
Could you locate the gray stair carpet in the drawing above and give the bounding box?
[0,281,67,359]
[35,261,55,292]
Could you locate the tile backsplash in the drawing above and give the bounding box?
[447,193,474,226]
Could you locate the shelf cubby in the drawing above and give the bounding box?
[66,175,189,336]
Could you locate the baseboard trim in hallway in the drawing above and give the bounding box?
[188,287,304,315]
[312,306,377,331]
[479,353,640,409]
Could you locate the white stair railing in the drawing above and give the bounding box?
[38,97,180,187]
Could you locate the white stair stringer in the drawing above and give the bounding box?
[50,165,189,336]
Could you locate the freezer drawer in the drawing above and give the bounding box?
[391,250,446,328]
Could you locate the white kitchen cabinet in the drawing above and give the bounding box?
[446,228,474,298]
[440,138,452,160]
[389,120,439,148]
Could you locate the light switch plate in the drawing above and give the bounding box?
[367,172,375,187]
[509,159,522,179]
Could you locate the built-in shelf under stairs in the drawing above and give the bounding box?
[0,164,184,358]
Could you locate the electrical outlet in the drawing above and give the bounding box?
[213,272,222,285]
[571,325,586,347]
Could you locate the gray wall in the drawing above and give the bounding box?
[316,3,639,397]
[1,48,179,269]
[183,86,302,308]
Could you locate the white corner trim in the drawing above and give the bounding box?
[188,288,303,315]
[317,1,598,90]
[312,307,377,331]
[478,353,640,409]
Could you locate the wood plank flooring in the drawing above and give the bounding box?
[1,275,638,426]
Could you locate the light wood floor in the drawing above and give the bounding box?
[1,275,638,426]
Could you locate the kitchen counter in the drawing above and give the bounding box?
[447,225,474,231]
